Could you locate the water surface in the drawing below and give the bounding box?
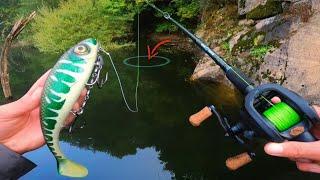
[2,44,319,180]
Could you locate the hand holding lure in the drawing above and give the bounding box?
[40,38,139,177]
[40,38,107,177]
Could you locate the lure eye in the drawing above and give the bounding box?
[74,44,89,55]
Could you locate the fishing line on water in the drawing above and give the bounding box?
[100,48,139,113]
[98,6,141,113]
[135,5,140,112]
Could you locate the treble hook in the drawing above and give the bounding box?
[97,72,108,88]
[86,56,108,87]
[96,55,108,88]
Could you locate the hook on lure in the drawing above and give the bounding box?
[69,53,109,133]
[69,45,141,133]
[86,55,108,88]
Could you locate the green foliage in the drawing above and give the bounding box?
[0,0,52,42]
[32,0,136,53]
[0,1,19,40]
[221,41,231,52]
[153,0,200,33]
[174,0,200,19]
[155,22,178,33]
[250,45,273,58]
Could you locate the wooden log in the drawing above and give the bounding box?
[0,11,36,99]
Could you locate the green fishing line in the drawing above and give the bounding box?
[263,102,301,132]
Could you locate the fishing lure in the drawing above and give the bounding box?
[40,38,107,177]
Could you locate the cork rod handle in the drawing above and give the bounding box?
[226,152,253,171]
[189,107,213,127]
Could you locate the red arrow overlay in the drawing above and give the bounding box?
[147,39,171,61]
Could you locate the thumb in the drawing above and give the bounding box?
[264,141,320,161]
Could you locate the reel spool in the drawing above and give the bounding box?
[189,83,320,170]
[263,102,300,132]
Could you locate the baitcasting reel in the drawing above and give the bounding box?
[149,2,320,171]
[190,83,320,170]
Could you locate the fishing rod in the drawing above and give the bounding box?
[148,3,320,170]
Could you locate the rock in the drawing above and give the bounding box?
[229,28,250,50]
[238,0,283,19]
[255,16,277,31]
[255,0,313,43]
[312,0,320,11]
[258,12,320,104]
[282,1,292,12]
[190,55,229,84]
[238,0,266,15]
[238,19,255,26]
[255,14,300,43]
[289,0,313,22]
[246,0,283,19]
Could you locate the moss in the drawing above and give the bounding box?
[254,34,265,46]
[250,44,274,58]
[221,41,231,52]
[246,0,283,20]
[232,30,254,53]
[232,31,267,53]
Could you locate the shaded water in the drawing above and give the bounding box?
[1,43,318,180]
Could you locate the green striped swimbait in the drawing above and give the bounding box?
[40,38,102,177]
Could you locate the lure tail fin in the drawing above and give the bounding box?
[57,159,88,178]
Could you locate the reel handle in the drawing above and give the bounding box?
[189,107,213,127]
[226,152,253,170]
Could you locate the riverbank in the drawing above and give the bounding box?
[191,0,320,104]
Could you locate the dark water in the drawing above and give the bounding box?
[1,44,319,180]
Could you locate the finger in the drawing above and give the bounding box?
[313,106,320,116]
[296,162,320,173]
[65,114,76,128]
[0,87,43,118]
[64,89,87,127]
[79,89,87,103]
[25,69,51,96]
[290,158,312,163]
[64,102,80,127]
[80,88,87,97]
[310,106,320,139]
[271,97,281,104]
[264,141,320,161]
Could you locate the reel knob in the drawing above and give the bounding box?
[189,107,213,126]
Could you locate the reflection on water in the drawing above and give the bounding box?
[23,143,172,180]
[2,45,320,180]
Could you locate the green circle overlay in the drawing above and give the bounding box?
[123,56,171,68]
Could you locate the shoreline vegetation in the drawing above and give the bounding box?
[1,0,201,54]
[1,0,319,104]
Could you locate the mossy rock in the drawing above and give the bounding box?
[246,0,283,20]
